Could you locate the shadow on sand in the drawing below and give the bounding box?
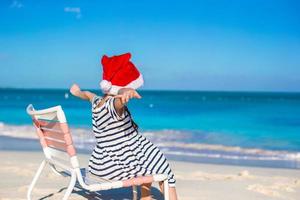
[38,184,165,200]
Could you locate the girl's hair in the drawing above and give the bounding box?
[125,106,139,131]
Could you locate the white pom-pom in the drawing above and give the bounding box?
[100,80,112,93]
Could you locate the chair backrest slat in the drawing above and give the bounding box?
[43,130,66,142]
[45,138,68,150]
[34,119,70,133]
[26,104,78,170]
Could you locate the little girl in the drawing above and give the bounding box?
[70,53,178,200]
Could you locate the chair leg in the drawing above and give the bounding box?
[132,185,138,200]
[27,160,47,200]
[163,180,169,200]
[62,171,77,200]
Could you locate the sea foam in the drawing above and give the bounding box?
[0,123,299,166]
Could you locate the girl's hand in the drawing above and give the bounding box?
[115,88,142,104]
[70,84,81,96]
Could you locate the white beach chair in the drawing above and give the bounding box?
[26,104,169,200]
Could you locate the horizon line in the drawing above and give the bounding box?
[1,87,300,94]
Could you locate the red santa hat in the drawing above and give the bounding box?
[99,53,144,95]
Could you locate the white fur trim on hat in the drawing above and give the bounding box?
[100,80,112,93]
[103,74,144,95]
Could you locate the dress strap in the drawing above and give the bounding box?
[91,95,103,109]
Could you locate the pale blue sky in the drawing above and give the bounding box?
[0,0,300,91]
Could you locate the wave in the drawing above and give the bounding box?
[0,122,299,164]
[163,149,300,161]
[155,142,300,161]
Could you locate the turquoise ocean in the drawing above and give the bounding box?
[0,88,299,169]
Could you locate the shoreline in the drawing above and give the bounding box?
[0,150,300,200]
[0,127,299,170]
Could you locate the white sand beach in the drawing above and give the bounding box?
[0,151,299,200]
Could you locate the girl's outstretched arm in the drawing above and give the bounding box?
[114,88,142,116]
[70,83,96,102]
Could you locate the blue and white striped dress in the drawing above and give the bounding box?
[88,95,176,187]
